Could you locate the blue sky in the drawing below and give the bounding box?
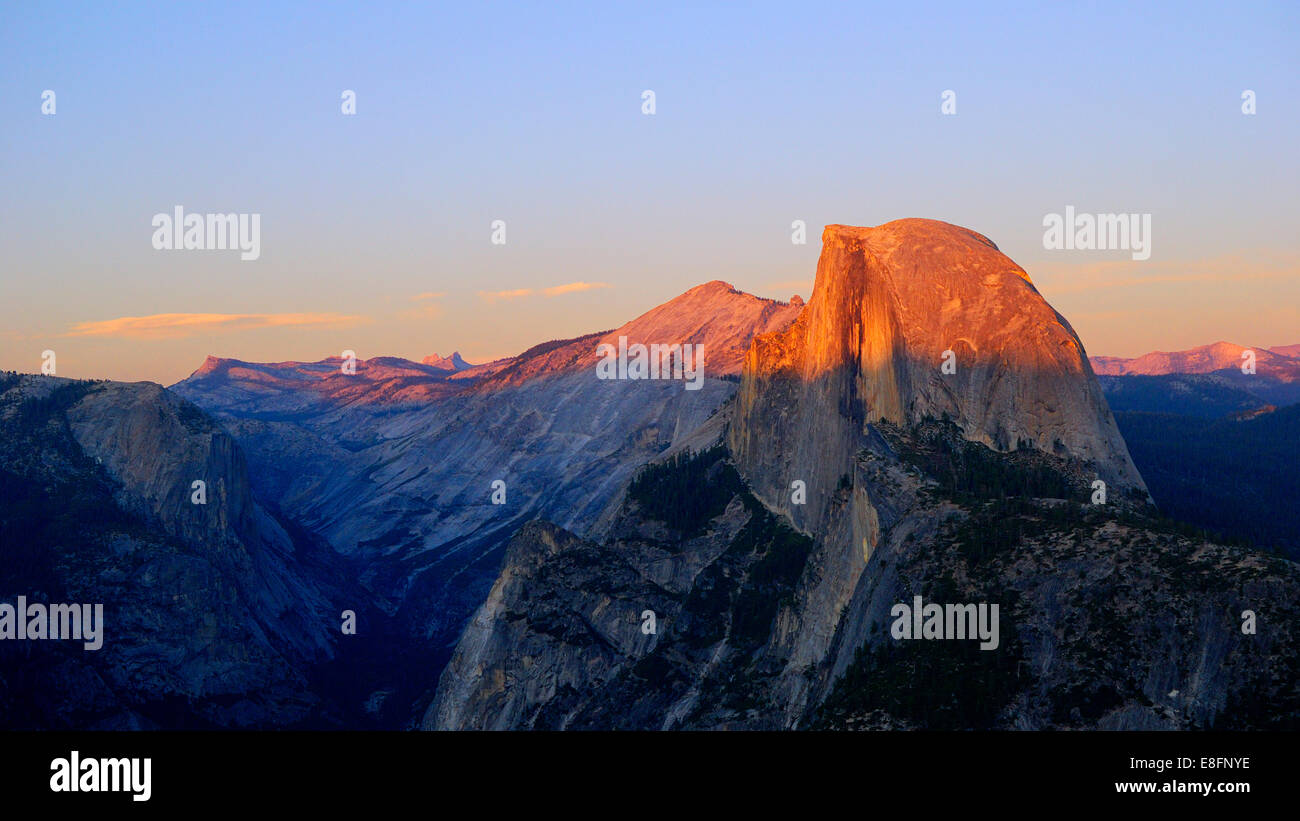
[2,1,1297,382]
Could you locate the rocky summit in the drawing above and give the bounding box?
[732,220,1144,512]
[422,352,473,372]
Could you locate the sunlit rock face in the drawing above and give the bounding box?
[731,218,1145,538]
[719,220,1148,718]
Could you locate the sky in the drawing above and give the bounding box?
[2,1,1297,384]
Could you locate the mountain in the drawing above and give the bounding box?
[429,220,1300,730]
[725,218,1145,717]
[422,352,472,371]
[469,281,801,388]
[1096,374,1279,418]
[1272,344,1300,359]
[1092,342,1300,415]
[732,220,1146,509]
[0,374,358,728]
[170,282,802,724]
[179,354,473,415]
[1090,342,1300,557]
[1090,341,1300,379]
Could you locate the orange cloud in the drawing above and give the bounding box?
[543,281,609,297]
[66,312,368,339]
[478,288,534,301]
[479,282,610,301]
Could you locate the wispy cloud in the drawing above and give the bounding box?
[1033,253,1300,295]
[479,282,611,301]
[66,312,368,339]
[543,281,609,297]
[478,288,534,302]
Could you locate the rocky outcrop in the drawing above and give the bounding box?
[425,446,796,730]
[422,352,472,371]
[0,375,347,728]
[425,520,702,730]
[719,221,1148,716]
[730,220,1145,531]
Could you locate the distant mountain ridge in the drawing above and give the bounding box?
[1092,342,1300,418]
[1090,344,1300,558]
[1091,341,1300,380]
[422,352,472,371]
[179,354,474,414]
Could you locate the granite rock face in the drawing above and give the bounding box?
[0,375,350,728]
[428,423,1300,731]
[424,519,708,730]
[719,220,1149,714]
[730,220,1144,538]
